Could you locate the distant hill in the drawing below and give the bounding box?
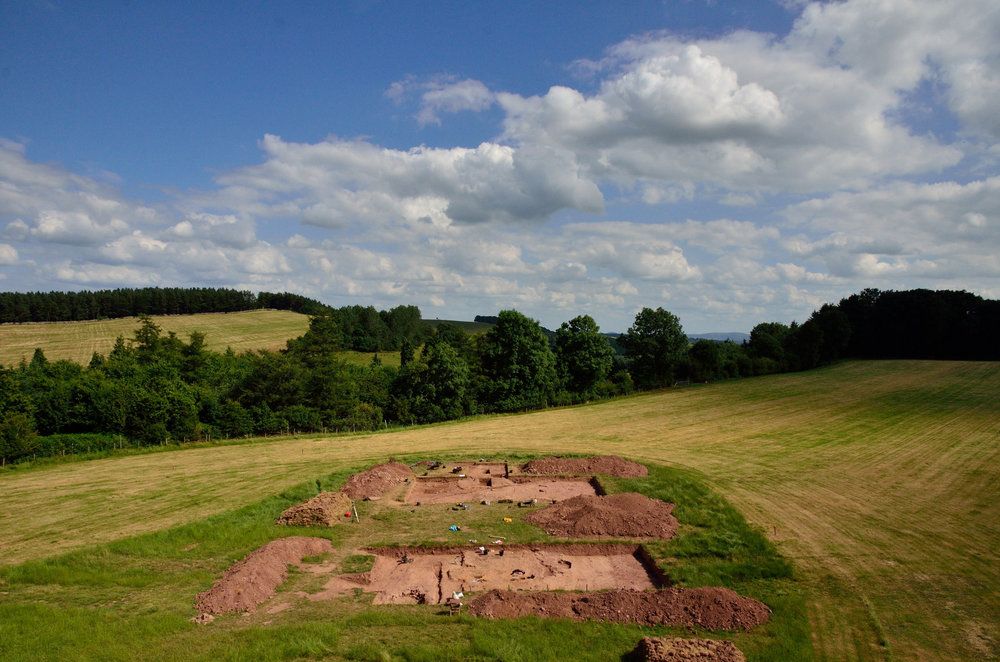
[439,317,750,346]
[688,332,750,343]
[421,318,496,334]
[0,309,311,366]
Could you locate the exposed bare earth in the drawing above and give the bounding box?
[416,461,508,479]
[340,462,413,499]
[314,543,657,604]
[468,587,770,630]
[276,491,352,527]
[405,476,596,504]
[522,455,648,477]
[2,361,997,660]
[632,637,746,662]
[526,493,678,538]
[194,536,333,616]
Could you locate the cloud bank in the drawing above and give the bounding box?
[1,1,997,331]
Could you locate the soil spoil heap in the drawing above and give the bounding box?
[468,587,770,631]
[276,491,352,527]
[341,462,413,499]
[526,493,678,538]
[632,637,746,662]
[522,455,648,477]
[195,537,333,616]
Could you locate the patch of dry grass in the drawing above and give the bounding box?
[0,360,997,660]
[0,310,311,366]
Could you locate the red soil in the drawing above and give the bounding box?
[195,537,333,616]
[314,544,657,605]
[632,637,746,662]
[341,462,414,499]
[525,493,678,539]
[276,491,353,527]
[468,587,770,631]
[416,461,508,479]
[521,455,648,477]
[405,476,596,504]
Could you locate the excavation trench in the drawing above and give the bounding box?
[313,543,666,605]
[415,461,509,479]
[405,476,599,504]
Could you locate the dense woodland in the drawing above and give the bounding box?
[1,287,996,464]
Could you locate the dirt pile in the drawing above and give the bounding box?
[468,587,770,631]
[195,537,333,616]
[526,493,678,538]
[522,455,648,477]
[341,462,414,499]
[276,492,353,527]
[632,637,746,662]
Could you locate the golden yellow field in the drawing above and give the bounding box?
[0,360,997,660]
[0,310,310,366]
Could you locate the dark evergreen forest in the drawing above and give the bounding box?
[1,287,996,465]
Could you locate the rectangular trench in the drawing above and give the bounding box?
[343,544,667,605]
[405,476,598,505]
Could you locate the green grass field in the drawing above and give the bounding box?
[0,310,407,368]
[0,360,997,660]
[0,310,312,366]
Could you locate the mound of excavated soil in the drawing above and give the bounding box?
[526,493,678,538]
[522,455,648,477]
[195,537,333,616]
[341,462,414,499]
[632,637,746,662]
[468,587,770,631]
[276,492,353,527]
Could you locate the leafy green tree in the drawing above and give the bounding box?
[688,339,722,382]
[233,351,306,411]
[784,320,824,370]
[476,310,557,411]
[619,307,687,388]
[415,341,470,422]
[383,305,424,348]
[286,315,343,367]
[400,339,415,367]
[809,304,851,363]
[554,315,614,396]
[279,405,323,433]
[0,412,38,465]
[132,315,163,363]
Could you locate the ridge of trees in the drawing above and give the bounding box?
[0,287,426,352]
[1,287,996,465]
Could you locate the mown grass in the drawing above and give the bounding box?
[0,361,996,660]
[0,310,311,366]
[0,457,808,661]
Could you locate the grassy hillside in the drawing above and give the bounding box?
[0,310,311,366]
[0,361,997,660]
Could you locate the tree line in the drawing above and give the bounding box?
[0,287,426,352]
[1,287,996,465]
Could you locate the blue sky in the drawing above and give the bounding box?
[1,0,998,332]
